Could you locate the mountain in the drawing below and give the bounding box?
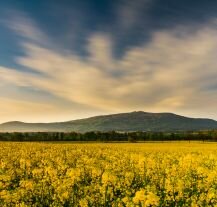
[0,111,217,132]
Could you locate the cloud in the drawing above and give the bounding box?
[0,14,217,121]
[116,0,153,30]
[0,97,60,122]
[5,11,47,45]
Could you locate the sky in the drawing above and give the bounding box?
[0,0,217,123]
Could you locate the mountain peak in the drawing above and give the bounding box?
[0,111,216,132]
[2,121,24,125]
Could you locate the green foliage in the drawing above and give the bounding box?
[0,130,217,142]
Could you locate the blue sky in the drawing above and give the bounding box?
[0,0,217,122]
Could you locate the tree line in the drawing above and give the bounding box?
[0,130,217,142]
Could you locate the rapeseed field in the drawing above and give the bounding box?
[0,142,217,206]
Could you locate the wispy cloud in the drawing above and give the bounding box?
[116,0,153,30]
[0,13,217,122]
[4,11,47,45]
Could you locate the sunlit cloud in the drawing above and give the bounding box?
[0,13,217,122]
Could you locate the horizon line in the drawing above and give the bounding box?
[0,111,216,124]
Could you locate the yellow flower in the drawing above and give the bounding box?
[79,198,88,207]
[133,189,146,204]
[145,192,159,206]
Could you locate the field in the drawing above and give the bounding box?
[1,142,217,206]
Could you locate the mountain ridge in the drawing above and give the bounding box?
[0,111,216,132]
